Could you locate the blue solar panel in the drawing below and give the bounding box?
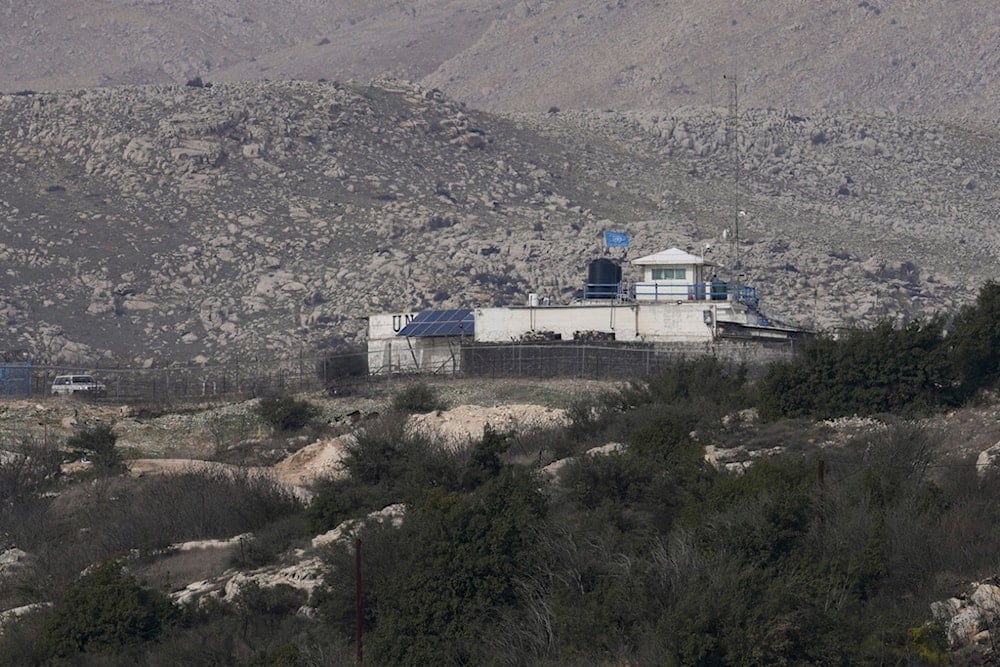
[397,309,475,337]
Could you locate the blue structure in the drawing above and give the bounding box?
[0,361,32,398]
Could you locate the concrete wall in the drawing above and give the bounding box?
[368,312,420,340]
[473,302,727,344]
[367,311,460,375]
[474,304,640,342]
[368,336,460,375]
[635,302,715,342]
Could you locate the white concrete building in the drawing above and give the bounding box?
[366,248,795,375]
[631,247,719,301]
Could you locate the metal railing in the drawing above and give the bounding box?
[582,281,626,300]
[581,280,761,307]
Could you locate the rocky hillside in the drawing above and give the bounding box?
[2,1,997,121]
[424,0,1000,121]
[0,0,511,94]
[0,79,997,364]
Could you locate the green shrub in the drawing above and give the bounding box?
[229,514,310,568]
[756,318,951,420]
[66,424,124,473]
[947,280,1000,398]
[0,437,62,511]
[235,581,306,619]
[391,382,444,413]
[340,415,427,486]
[307,415,465,532]
[341,415,468,500]
[508,423,577,462]
[565,390,626,442]
[561,450,652,511]
[256,393,320,432]
[461,423,510,490]
[366,469,547,665]
[306,477,393,534]
[207,412,254,456]
[630,356,748,410]
[33,469,305,583]
[41,561,177,658]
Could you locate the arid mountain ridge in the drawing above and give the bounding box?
[0,1,997,365]
[2,0,998,121]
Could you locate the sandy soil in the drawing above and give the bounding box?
[125,403,569,497]
[407,403,568,445]
[1,378,612,496]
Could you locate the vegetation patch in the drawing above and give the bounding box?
[256,393,320,432]
[390,382,446,413]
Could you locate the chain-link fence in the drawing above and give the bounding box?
[5,339,798,404]
[21,349,374,403]
[459,340,797,380]
[0,362,32,398]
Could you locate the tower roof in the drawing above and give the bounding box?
[631,247,715,267]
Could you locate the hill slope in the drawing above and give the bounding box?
[424,0,1000,121]
[1,1,997,121]
[1,81,997,364]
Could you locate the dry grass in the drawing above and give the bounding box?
[136,545,238,594]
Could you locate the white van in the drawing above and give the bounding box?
[51,374,106,396]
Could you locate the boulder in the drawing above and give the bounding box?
[976,442,1000,477]
[932,581,1000,651]
[311,503,405,549]
[0,548,27,578]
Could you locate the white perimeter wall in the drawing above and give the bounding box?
[474,305,639,342]
[367,303,749,374]
[474,303,718,344]
[636,303,715,342]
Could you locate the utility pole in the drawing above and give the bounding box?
[355,539,364,664]
[725,72,741,270]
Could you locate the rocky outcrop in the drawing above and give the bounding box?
[543,441,625,482]
[0,548,27,580]
[932,580,1000,657]
[170,503,405,610]
[976,442,1000,477]
[311,503,405,549]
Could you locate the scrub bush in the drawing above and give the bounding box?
[390,382,445,413]
[256,393,320,432]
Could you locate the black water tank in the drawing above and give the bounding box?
[586,258,622,299]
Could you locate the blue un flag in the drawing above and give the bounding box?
[603,231,630,247]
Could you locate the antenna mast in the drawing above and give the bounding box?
[725,72,741,270]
